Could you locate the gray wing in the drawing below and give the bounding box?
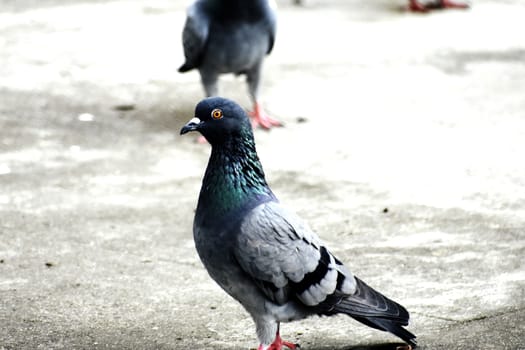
[234,201,356,306]
[178,0,209,72]
[235,202,417,346]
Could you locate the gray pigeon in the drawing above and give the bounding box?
[179,0,281,129]
[180,97,417,350]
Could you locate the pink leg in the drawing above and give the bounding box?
[249,102,282,130]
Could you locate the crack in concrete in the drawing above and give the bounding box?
[417,307,525,325]
[458,307,525,325]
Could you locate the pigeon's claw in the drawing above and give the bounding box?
[249,102,282,130]
[281,341,299,350]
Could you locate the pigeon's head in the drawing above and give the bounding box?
[180,97,253,145]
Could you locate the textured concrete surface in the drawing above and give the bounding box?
[1,0,524,349]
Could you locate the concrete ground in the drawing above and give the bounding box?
[1,0,524,349]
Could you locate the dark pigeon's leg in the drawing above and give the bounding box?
[200,70,219,97]
[246,63,282,129]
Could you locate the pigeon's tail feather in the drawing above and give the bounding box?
[178,62,194,73]
[332,277,417,347]
[351,315,417,347]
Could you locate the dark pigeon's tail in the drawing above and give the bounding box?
[350,314,417,347]
[332,277,417,347]
[178,62,194,73]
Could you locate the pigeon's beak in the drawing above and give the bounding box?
[180,117,202,135]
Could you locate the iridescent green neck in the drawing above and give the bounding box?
[196,133,275,227]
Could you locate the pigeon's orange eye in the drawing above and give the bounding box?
[211,108,223,120]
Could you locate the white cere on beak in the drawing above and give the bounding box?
[189,117,201,125]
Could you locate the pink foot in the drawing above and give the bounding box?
[396,345,413,350]
[248,103,282,130]
[408,0,429,12]
[441,0,469,9]
[258,332,298,350]
[408,0,469,11]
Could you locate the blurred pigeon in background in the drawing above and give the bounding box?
[179,0,281,129]
[180,97,417,350]
[409,0,469,11]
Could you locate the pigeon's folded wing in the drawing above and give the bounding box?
[234,201,356,306]
[179,1,210,72]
